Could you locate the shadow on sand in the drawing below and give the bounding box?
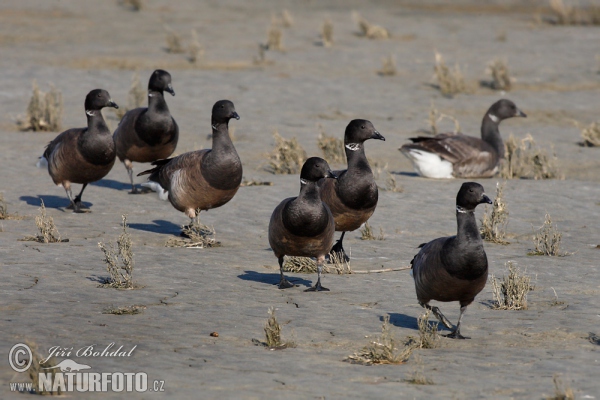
[238,270,313,288]
[128,219,181,235]
[19,195,92,211]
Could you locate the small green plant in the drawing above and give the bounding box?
[480,182,509,244]
[360,222,384,241]
[18,81,63,132]
[491,261,532,310]
[21,200,66,243]
[98,215,135,289]
[433,51,467,98]
[266,131,307,174]
[529,213,564,256]
[345,315,413,365]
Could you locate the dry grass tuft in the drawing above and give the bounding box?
[500,134,563,180]
[378,54,397,76]
[281,10,294,28]
[166,216,221,248]
[486,58,512,91]
[381,171,404,193]
[547,374,575,400]
[360,222,385,241]
[266,131,307,174]
[98,215,135,289]
[321,18,334,47]
[405,355,434,385]
[18,81,63,132]
[407,310,440,349]
[26,340,61,395]
[283,252,352,275]
[480,182,509,244]
[491,261,532,310]
[589,332,600,345]
[427,101,460,135]
[21,200,66,243]
[261,307,294,349]
[433,51,467,98]
[266,22,285,51]
[0,194,24,220]
[578,121,600,147]
[188,29,205,64]
[240,178,273,187]
[103,305,146,315]
[547,0,600,25]
[114,70,146,119]
[529,213,564,256]
[164,25,184,53]
[345,315,413,365]
[119,0,144,11]
[317,125,345,164]
[352,11,390,39]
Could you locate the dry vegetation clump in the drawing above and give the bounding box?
[578,121,600,147]
[378,54,397,76]
[21,201,66,243]
[0,194,24,220]
[360,222,385,241]
[166,216,221,248]
[589,332,600,345]
[98,215,135,289]
[381,171,404,193]
[317,125,345,164]
[491,261,532,310]
[26,341,61,395]
[259,307,295,350]
[163,25,184,53]
[352,11,390,39]
[266,22,285,51]
[485,58,512,91]
[114,70,146,119]
[103,305,146,315]
[547,0,600,25]
[433,51,467,98]
[346,315,413,365]
[480,182,509,244]
[18,81,63,132]
[280,10,294,28]
[240,178,273,187]
[119,0,144,11]
[547,374,575,400]
[405,355,434,385]
[188,29,205,64]
[283,252,352,274]
[427,101,460,135]
[266,131,307,174]
[411,311,441,349]
[321,18,334,47]
[529,213,564,256]
[500,134,563,180]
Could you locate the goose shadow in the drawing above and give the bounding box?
[19,195,92,211]
[128,219,182,235]
[386,312,451,332]
[397,171,419,177]
[90,179,131,191]
[238,270,312,288]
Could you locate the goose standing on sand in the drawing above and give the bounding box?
[319,119,385,261]
[400,99,526,178]
[137,100,241,230]
[410,182,492,339]
[113,69,178,193]
[36,89,118,213]
[269,157,337,291]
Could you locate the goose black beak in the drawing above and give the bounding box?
[108,100,119,109]
[516,109,526,118]
[231,111,240,120]
[165,84,175,96]
[371,130,385,141]
[326,170,338,179]
[481,194,493,204]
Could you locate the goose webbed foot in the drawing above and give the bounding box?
[420,302,453,330]
[67,201,90,213]
[129,186,152,195]
[444,330,469,340]
[278,278,297,289]
[305,280,329,292]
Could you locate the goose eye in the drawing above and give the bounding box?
[361,125,365,129]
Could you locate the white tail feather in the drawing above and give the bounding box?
[141,181,169,201]
[36,156,48,168]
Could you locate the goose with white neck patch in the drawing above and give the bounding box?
[113,69,179,193]
[400,99,526,179]
[36,89,118,213]
[318,119,385,261]
[137,100,241,232]
[410,182,492,339]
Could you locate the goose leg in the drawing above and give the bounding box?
[124,160,140,194]
[329,232,350,262]
[64,185,84,213]
[419,301,453,330]
[278,256,295,289]
[306,255,330,292]
[445,305,470,340]
[73,183,87,206]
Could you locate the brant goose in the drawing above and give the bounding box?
[113,69,178,193]
[137,100,241,228]
[319,119,385,261]
[269,157,337,291]
[400,99,526,179]
[410,182,492,339]
[36,89,118,212]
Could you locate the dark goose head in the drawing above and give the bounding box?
[456,182,492,212]
[211,100,240,124]
[486,99,526,123]
[344,119,385,146]
[84,89,118,112]
[149,69,175,96]
[301,157,337,183]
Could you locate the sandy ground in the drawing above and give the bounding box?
[1,0,599,398]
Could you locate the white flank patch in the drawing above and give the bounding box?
[488,114,499,123]
[36,156,48,168]
[402,149,453,179]
[141,181,169,201]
